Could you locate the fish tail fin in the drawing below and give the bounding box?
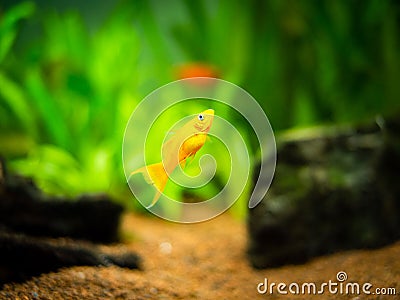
[128,166,145,181]
[130,162,168,208]
[146,189,163,209]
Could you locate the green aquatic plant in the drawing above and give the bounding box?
[0,0,399,218]
[0,2,144,204]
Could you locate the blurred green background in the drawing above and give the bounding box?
[1,0,399,215]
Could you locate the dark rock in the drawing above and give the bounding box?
[0,230,140,284]
[248,114,400,268]
[0,160,123,244]
[0,159,140,285]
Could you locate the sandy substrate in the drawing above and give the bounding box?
[1,213,399,299]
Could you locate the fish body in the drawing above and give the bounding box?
[130,109,214,208]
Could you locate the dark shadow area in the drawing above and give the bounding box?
[0,159,140,285]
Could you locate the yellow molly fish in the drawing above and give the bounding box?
[130,109,214,208]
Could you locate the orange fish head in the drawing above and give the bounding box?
[194,109,214,133]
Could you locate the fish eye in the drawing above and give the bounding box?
[198,114,204,121]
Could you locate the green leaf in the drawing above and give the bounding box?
[0,1,35,62]
[0,70,36,136]
[25,68,71,150]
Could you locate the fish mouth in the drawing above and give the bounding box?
[202,109,214,116]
